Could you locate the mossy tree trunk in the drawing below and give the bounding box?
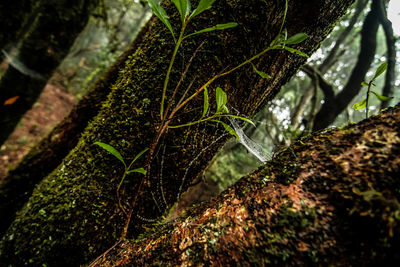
[0,23,152,237]
[91,105,400,266]
[0,0,354,265]
[0,0,99,146]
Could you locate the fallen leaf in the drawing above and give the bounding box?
[4,96,19,105]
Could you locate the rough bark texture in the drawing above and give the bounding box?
[0,0,99,146]
[92,104,400,266]
[0,0,354,265]
[313,0,380,131]
[0,22,151,237]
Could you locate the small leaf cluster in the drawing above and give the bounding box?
[94,142,148,189]
[170,87,255,140]
[146,0,237,43]
[251,32,309,79]
[352,62,393,118]
[274,32,309,58]
[146,0,309,139]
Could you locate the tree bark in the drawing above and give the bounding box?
[0,21,151,237]
[0,0,354,265]
[92,104,400,266]
[313,0,381,131]
[0,0,99,146]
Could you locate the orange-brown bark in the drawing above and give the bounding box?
[93,105,400,266]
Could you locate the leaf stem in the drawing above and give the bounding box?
[279,0,288,36]
[366,81,372,119]
[168,113,251,128]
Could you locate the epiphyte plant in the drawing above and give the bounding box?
[169,86,255,140]
[147,0,309,140]
[94,0,309,236]
[94,142,148,213]
[352,62,393,118]
[150,0,239,122]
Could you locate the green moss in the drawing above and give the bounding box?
[260,203,319,264]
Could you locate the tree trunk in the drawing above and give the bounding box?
[313,0,380,131]
[377,0,396,109]
[0,22,151,237]
[0,0,99,146]
[0,0,354,265]
[92,104,400,266]
[290,0,367,130]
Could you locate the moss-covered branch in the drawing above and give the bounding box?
[92,104,400,266]
[0,21,152,237]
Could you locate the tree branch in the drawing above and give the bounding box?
[92,104,400,266]
[376,0,396,109]
[313,0,380,131]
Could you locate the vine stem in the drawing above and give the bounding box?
[168,113,246,128]
[171,44,278,117]
[160,23,187,121]
[163,42,205,122]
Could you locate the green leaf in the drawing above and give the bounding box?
[172,0,191,24]
[373,62,388,80]
[361,82,369,86]
[221,105,229,114]
[202,87,209,118]
[371,91,393,102]
[184,22,238,39]
[216,87,227,113]
[282,46,309,57]
[146,0,176,42]
[130,148,149,165]
[251,63,271,79]
[283,33,308,45]
[215,22,238,30]
[225,114,255,127]
[127,168,147,175]
[212,119,239,140]
[352,99,367,110]
[94,142,126,168]
[189,0,216,19]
